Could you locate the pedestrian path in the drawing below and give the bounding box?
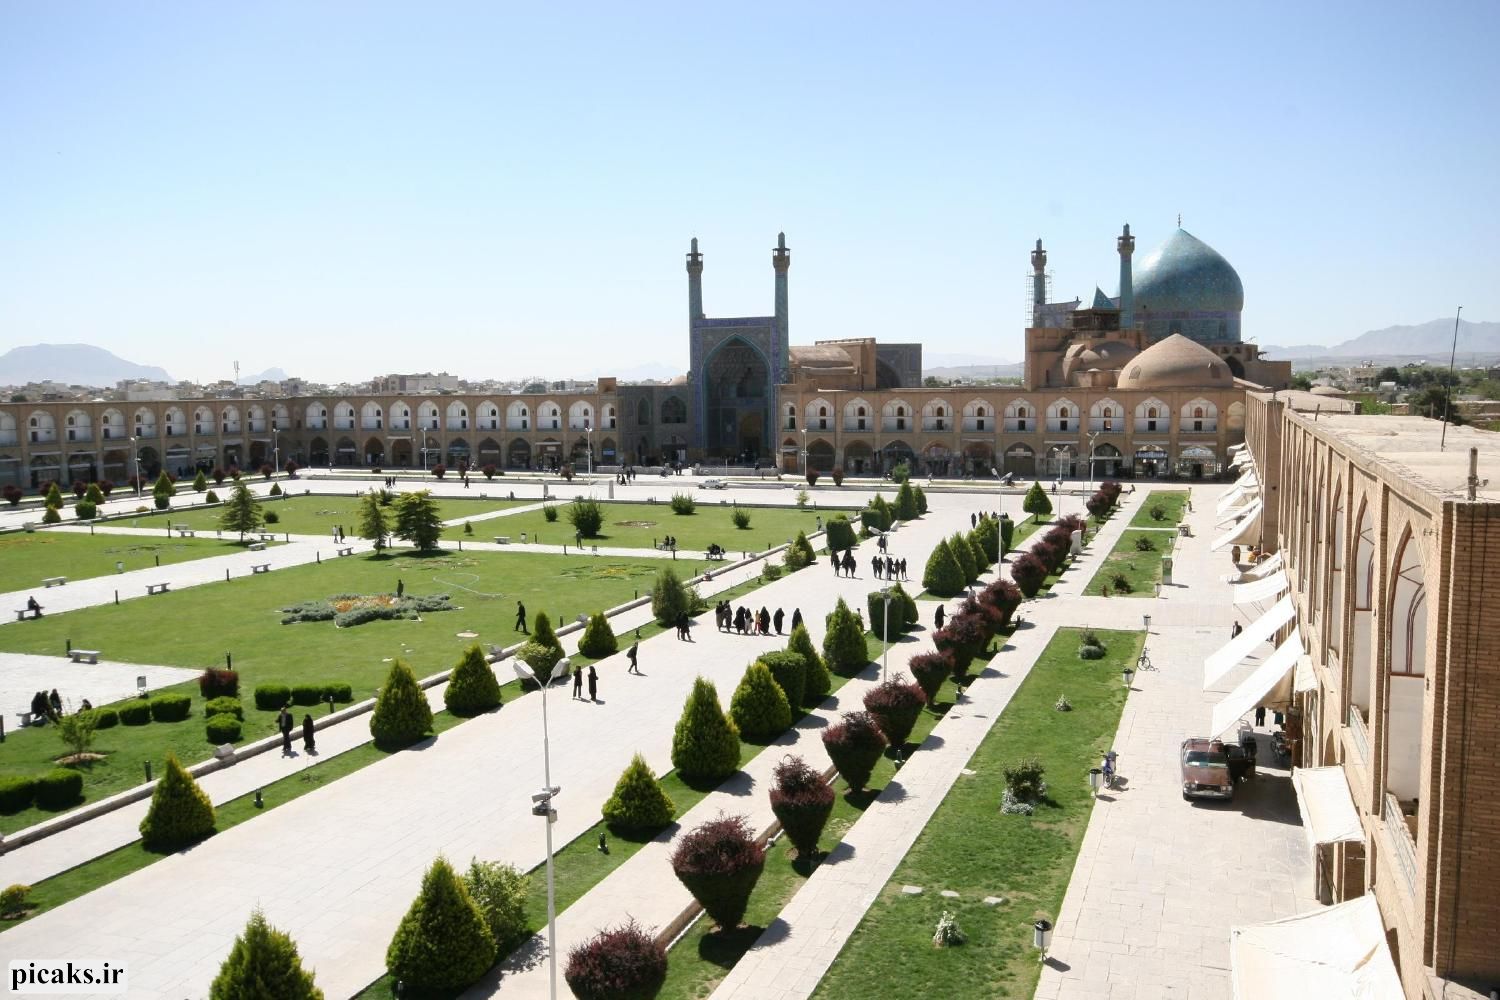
[0,488,999,999]
[0,654,200,725]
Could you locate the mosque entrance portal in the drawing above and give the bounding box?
[705,338,770,463]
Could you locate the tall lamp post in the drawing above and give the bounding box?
[1086,431,1101,496]
[129,436,142,498]
[512,656,562,1000]
[880,585,892,681]
[801,428,808,478]
[271,426,280,479]
[585,421,593,479]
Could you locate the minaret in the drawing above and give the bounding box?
[1117,223,1136,329]
[1030,239,1047,325]
[772,232,790,383]
[686,237,704,325]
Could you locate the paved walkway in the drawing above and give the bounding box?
[0,489,1057,999]
[0,654,200,725]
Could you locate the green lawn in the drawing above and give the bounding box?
[0,531,281,588]
[467,500,847,554]
[110,493,525,537]
[1083,529,1175,597]
[0,550,697,831]
[811,627,1135,1000]
[1128,490,1190,528]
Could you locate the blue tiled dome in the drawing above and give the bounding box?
[1131,229,1244,344]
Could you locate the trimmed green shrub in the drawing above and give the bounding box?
[0,776,36,813]
[783,529,816,570]
[1023,481,1053,520]
[821,711,887,792]
[199,668,239,698]
[75,499,97,519]
[45,481,64,508]
[671,814,766,930]
[149,693,192,722]
[445,644,502,716]
[254,684,291,711]
[669,492,696,515]
[908,651,953,704]
[822,597,869,676]
[205,489,220,504]
[386,856,496,990]
[915,484,929,514]
[269,482,283,497]
[576,612,618,658]
[321,682,353,703]
[0,884,30,917]
[204,696,243,719]
[463,858,530,949]
[973,517,1000,563]
[601,753,675,830]
[370,659,433,749]
[91,707,119,729]
[290,684,322,706]
[139,753,216,850]
[565,918,668,1000]
[193,470,207,492]
[542,504,558,522]
[731,508,751,529]
[949,531,977,583]
[966,531,988,572]
[650,566,693,626]
[119,700,152,726]
[863,678,926,747]
[153,471,174,510]
[729,661,793,741]
[859,504,891,536]
[210,909,324,1000]
[867,582,919,638]
[670,677,741,781]
[776,633,824,709]
[568,499,604,538]
[769,755,835,861]
[1150,502,1167,521]
[42,506,62,524]
[890,460,911,483]
[1135,534,1157,551]
[757,650,807,714]
[824,516,857,552]
[206,713,243,743]
[922,539,966,597]
[1000,514,1015,554]
[893,480,919,520]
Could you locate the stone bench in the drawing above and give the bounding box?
[16,711,40,728]
[146,582,171,596]
[251,563,271,574]
[494,536,511,544]
[42,576,67,588]
[1177,523,1191,537]
[68,649,100,664]
[14,607,42,622]
[248,541,267,551]
[258,532,277,541]
[336,546,354,557]
[173,527,196,537]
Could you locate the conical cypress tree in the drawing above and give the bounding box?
[822,597,870,677]
[670,677,741,781]
[914,484,929,514]
[601,753,675,830]
[444,644,501,716]
[922,539,966,597]
[386,856,496,990]
[966,530,988,572]
[193,469,208,493]
[576,611,619,658]
[787,624,831,701]
[1022,480,1053,521]
[45,481,63,509]
[893,480,918,520]
[139,752,216,851]
[210,909,324,1000]
[949,532,977,583]
[370,659,433,748]
[729,661,792,741]
[527,612,565,681]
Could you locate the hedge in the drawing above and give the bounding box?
[204,697,244,720]
[290,684,322,706]
[0,776,36,813]
[91,707,119,729]
[34,769,84,810]
[254,685,292,711]
[322,682,353,703]
[757,650,808,712]
[206,713,244,744]
[824,516,857,553]
[119,700,152,726]
[149,693,192,722]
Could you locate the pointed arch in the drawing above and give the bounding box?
[1133,396,1170,433]
[445,401,469,431]
[99,408,125,441]
[333,401,355,430]
[1004,398,1034,433]
[1046,397,1078,433]
[507,400,531,431]
[539,400,563,430]
[1088,397,1122,433]
[568,400,594,430]
[193,406,214,435]
[961,398,994,432]
[163,407,187,437]
[805,397,833,432]
[361,401,383,431]
[477,400,501,430]
[921,398,952,432]
[1182,397,1218,432]
[881,398,912,432]
[843,397,873,432]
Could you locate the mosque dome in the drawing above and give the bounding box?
[1062,339,1140,381]
[1116,333,1232,390]
[1133,229,1244,315]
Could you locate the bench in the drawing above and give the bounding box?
[16,711,40,728]
[14,608,41,622]
[147,582,171,596]
[251,563,271,575]
[42,576,67,588]
[173,527,196,537]
[248,541,267,551]
[68,649,100,664]
[494,536,511,544]
[336,546,354,557]
[258,532,277,541]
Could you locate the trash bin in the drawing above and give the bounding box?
[1033,919,1053,952]
[1162,557,1173,586]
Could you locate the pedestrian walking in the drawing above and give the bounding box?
[871,555,882,579]
[1254,705,1266,727]
[573,661,584,699]
[396,578,405,598]
[515,600,528,632]
[627,641,640,674]
[971,512,977,528]
[587,664,598,701]
[899,557,907,579]
[791,607,803,631]
[278,706,294,756]
[677,611,693,641]
[830,550,840,574]
[773,608,784,634]
[935,604,946,629]
[841,550,856,577]
[1231,620,1243,639]
[302,714,317,754]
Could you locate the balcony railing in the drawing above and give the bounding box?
[1383,793,1418,896]
[1347,705,1370,761]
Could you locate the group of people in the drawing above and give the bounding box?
[330,524,347,542]
[571,661,601,700]
[870,555,908,581]
[657,535,679,550]
[673,611,694,640]
[381,476,399,488]
[716,602,795,636]
[276,705,317,756]
[28,688,66,723]
[829,549,860,577]
[705,543,726,559]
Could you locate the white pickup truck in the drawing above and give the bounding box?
[700,478,728,490]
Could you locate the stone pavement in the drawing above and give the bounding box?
[0,653,199,725]
[0,487,1031,998]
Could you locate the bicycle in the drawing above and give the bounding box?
[1136,649,1157,672]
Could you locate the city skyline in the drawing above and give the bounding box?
[2,1,1497,385]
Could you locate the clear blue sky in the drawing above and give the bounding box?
[2,1,1496,384]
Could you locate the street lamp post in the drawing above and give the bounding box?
[880,585,892,681]
[801,428,808,478]
[511,656,561,1000]
[1086,431,1101,497]
[585,422,593,480]
[272,426,280,479]
[129,436,142,498]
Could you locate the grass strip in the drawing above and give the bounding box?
[1127,489,1189,528]
[1082,528,1175,597]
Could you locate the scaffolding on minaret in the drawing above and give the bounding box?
[1024,271,1053,326]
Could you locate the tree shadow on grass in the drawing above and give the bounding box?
[680,770,757,797]
[697,923,767,971]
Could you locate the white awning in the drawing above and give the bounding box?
[1227,441,1247,453]
[1205,594,1297,687]
[1241,551,1284,580]
[1291,766,1363,851]
[1211,630,1303,737]
[1211,501,1262,551]
[1217,498,1262,527]
[1230,896,1402,1000]
[1216,479,1259,514]
[1294,654,1318,693]
[1232,570,1289,606]
[1232,450,1254,468]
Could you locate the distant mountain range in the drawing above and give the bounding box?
[0,344,170,387]
[1262,318,1498,361]
[238,367,288,384]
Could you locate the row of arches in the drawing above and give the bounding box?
[782,437,1223,478]
[298,435,620,470]
[784,397,1228,435]
[302,400,619,434]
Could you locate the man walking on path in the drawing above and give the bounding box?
[627,642,640,674]
[587,664,598,701]
[515,601,528,632]
[573,662,584,699]
[830,550,840,574]
[278,706,294,756]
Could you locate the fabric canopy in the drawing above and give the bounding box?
[1230,895,1402,1000]
[1291,766,1363,852]
[1211,501,1263,550]
[1232,450,1254,468]
[1205,594,1297,687]
[1241,551,1284,580]
[1294,654,1319,693]
[1227,441,1247,453]
[1211,630,1303,736]
[1217,498,1261,527]
[1217,479,1259,515]
[1232,570,1289,606]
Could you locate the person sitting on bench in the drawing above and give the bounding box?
[26,595,42,617]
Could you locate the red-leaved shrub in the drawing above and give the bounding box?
[1011,551,1048,597]
[907,651,953,704]
[821,711,888,792]
[862,677,926,747]
[564,918,667,1000]
[934,612,990,674]
[198,668,239,698]
[670,814,766,930]
[769,755,834,861]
